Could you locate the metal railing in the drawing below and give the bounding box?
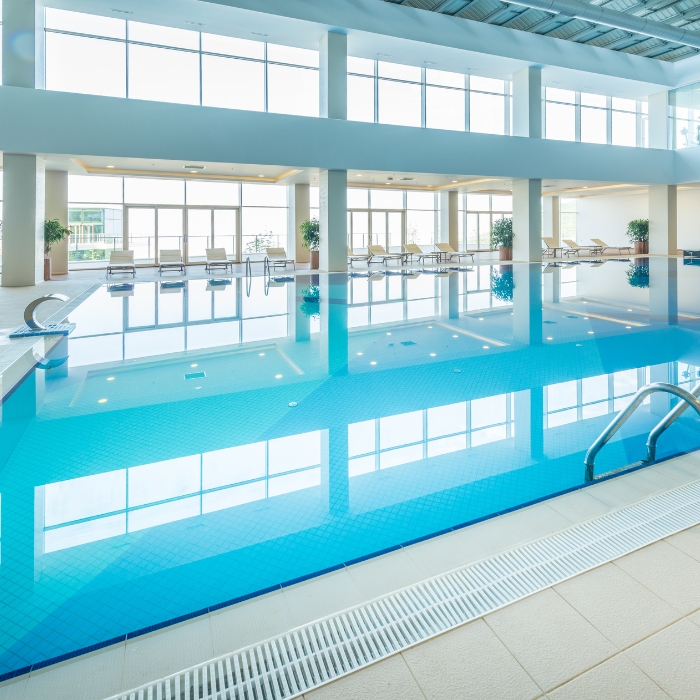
[584,382,700,482]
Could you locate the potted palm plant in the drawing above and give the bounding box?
[490,217,513,261]
[44,219,71,281]
[300,218,320,270]
[626,219,649,255]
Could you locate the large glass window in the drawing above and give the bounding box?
[545,88,576,142]
[465,194,512,251]
[45,9,319,116]
[611,97,637,147]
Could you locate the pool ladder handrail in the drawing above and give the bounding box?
[584,382,700,482]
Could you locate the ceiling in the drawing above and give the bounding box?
[383,0,700,61]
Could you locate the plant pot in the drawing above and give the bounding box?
[310,250,319,270]
[634,241,649,255]
[44,257,51,281]
[499,246,512,261]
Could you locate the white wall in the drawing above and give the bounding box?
[576,193,648,248]
[577,189,700,251]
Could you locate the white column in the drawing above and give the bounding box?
[45,170,69,275]
[2,0,44,88]
[319,32,347,120]
[319,170,348,272]
[2,154,45,287]
[649,184,677,256]
[439,190,459,250]
[288,183,310,264]
[648,91,669,150]
[512,178,542,263]
[543,195,560,246]
[512,66,542,139]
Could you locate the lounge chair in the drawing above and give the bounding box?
[542,237,561,257]
[348,246,371,267]
[265,247,295,270]
[404,244,439,264]
[435,243,475,263]
[368,244,405,266]
[158,249,185,275]
[562,239,601,256]
[590,238,632,255]
[107,250,135,277]
[205,248,234,273]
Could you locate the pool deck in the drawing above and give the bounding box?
[0,254,697,700]
[1,452,699,700]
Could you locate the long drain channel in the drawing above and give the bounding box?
[107,479,700,700]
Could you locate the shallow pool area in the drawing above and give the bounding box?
[1,257,700,679]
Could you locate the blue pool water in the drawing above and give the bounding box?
[1,257,700,678]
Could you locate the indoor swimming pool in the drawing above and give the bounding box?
[1,257,700,679]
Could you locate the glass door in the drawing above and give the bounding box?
[127,207,155,264]
[213,209,238,261]
[371,211,387,250]
[369,211,404,252]
[157,208,184,262]
[349,210,370,251]
[186,209,212,263]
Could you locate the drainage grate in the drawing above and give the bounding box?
[106,479,700,700]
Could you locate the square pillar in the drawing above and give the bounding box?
[320,170,348,272]
[439,190,459,250]
[2,154,45,287]
[512,178,542,263]
[648,91,669,150]
[512,66,542,139]
[46,170,69,275]
[649,185,677,256]
[320,32,347,120]
[2,0,45,88]
[543,195,560,246]
[288,183,310,264]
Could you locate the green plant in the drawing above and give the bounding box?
[626,219,649,242]
[300,218,320,252]
[245,233,274,253]
[300,285,320,318]
[490,268,515,302]
[490,217,513,250]
[44,219,71,256]
[626,262,650,288]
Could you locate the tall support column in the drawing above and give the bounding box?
[320,170,348,272]
[512,66,542,139]
[649,257,678,324]
[288,183,310,264]
[2,0,45,88]
[648,91,669,150]
[45,170,69,275]
[2,154,45,287]
[512,263,542,345]
[543,195,560,246]
[649,185,677,256]
[439,190,459,250]
[513,179,542,263]
[319,32,347,120]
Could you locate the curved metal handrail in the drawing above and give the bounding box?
[584,382,700,482]
[646,382,700,462]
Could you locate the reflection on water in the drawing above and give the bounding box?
[0,259,699,676]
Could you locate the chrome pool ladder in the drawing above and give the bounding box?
[584,382,700,482]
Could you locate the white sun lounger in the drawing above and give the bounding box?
[368,244,405,266]
[158,249,185,275]
[435,243,474,263]
[107,250,135,277]
[205,248,234,272]
[265,247,295,270]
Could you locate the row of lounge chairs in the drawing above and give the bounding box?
[542,238,633,257]
[348,243,474,267]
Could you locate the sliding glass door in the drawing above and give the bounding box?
[186,208,238,263]
[126,207,184,264]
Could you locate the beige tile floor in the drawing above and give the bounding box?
[1,454,700,700]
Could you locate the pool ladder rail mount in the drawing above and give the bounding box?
[584,381,700,482]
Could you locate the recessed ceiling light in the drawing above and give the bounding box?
[190,170,197,174]
[357,174,362,177]
[259,174,265,178]
[452,180,458,183]
[106,165,115,168]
